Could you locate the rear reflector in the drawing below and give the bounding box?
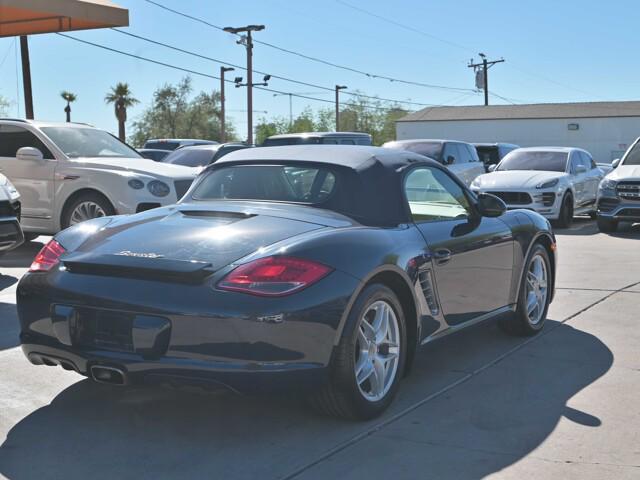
[217,256,332,296]
[29,239,66,272]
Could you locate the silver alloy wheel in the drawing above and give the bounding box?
[525,254,548,325]
[354,300,401,402]
[69,201,107,226]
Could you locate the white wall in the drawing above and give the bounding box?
[396,116,640,163]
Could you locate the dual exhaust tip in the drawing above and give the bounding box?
[90,365,127,386]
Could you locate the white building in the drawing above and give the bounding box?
[396,101,640,163]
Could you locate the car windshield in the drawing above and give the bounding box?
[192,164,337,204]
[41,127,141,159]
[497,150,568,172]
[163,148,216,167]
[623,142,640,165]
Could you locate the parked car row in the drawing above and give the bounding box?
[5,118,640,421]
[0,117,638,249]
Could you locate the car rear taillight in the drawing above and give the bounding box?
[29,239,66,272]
[217,256,332,296]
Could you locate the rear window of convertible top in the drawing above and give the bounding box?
[192,164,337,204]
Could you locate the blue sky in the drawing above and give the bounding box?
[0,0,637,139]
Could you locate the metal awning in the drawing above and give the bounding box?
[0,0,129,37]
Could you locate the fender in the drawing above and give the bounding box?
[513,231,556,304]
[333,263,422,349]
[53,178,117,232]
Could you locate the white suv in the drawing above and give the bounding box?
[382,139,485,186]
[0,172,23,254]
[0,119,198,236]
[596,136,640,232]
[470,147,603,227]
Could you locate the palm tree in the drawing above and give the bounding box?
[60,91,77,122]
[105,82,139,141]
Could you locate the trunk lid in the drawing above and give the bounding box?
[61,204,335,277]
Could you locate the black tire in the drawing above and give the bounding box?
[596,217,618,233]
[554,193,573,228]
[499,244,552,337]
[310,284,407,420]
[61,192,115,230]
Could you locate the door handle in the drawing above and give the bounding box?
[433,248,452,265]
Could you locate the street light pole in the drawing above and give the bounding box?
[220,66,234,143]
[335,85,347,131]
[224,25,265,145]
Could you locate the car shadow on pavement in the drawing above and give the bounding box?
[0,321,612,480]
[610,222,640,238]
[0,239,44,269]
[555,219,640,238]
[0,302,19,351]
[0,275,17,292]
[552,217,598,236]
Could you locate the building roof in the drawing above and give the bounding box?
[398,101,640,123]
[0,0,128,37]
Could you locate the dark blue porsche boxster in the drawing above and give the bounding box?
[18,145,556,419]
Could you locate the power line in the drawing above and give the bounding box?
[110,28,436,107]
[142,0,477,94]
[0,41,14,70]
[54,33,409,113]
[336,0,473,53]
[334,0,605,101]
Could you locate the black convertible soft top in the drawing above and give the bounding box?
[209,145,439,226]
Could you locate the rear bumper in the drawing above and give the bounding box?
[20,340,329,393]
[0,216,24,254]
[17,268,359,393]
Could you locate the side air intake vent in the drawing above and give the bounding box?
[418,269,439,316]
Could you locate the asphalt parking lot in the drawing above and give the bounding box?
[0,219,639,480]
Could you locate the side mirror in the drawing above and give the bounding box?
[575,165,588,174]
[487,164,497,172]
[611,158,621,168]
[445,155,455,165]
[16,146,44,162]
[477,192,506,217]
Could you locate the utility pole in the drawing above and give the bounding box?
[224,25,266,145]
[220,66,234,143]
[273,93,293,127]
[273,92,328,129]
[335,85,347,131]
[468,53,504,106]
[20,36,34,119]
